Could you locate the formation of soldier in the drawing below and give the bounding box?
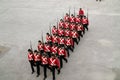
[27,8,89,80]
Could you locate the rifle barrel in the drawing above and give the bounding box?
[30,40,33,51]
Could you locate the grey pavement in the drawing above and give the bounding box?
[0,0,120,80]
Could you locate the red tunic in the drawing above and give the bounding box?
[69,24,76,30]
[41,56,48,65]
[44,44,51,52]
[75,17,81,23]
[58,29,64,36]
[64,15,70,21]
[58,37,65,45]
[64,22,69,29]
[38,43,44,51]
[79,9,84,16]
[51,46,58,54]
[65,38,74,46]
[77,25,84,31]
[48,57,60,68]
[52,27,58,35]
[58,48,67,57]
[46,35,52,42]
[34,54,41,61]
[82,18,89,25]
[69,17,75,23]
[28,53,34,61]
[64,29,70,37]
[52,35,58,43]
[59,22,64,29]
[71,31,79,38]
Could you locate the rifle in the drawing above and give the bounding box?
[49,23,51,35]
[68,7,71,23]
[30,40,33,52]
[56,18,59,35]
[41,31,44,43]
[69,7,71,17]
[68,7,71,28]
[62,13,64,20]
[87,8,89,19]
[57,18,59,29]
[74,7,76,17]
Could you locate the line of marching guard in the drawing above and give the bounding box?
[27,8,89,80]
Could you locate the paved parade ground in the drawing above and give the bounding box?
[0,0,120,80]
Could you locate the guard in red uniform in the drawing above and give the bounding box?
[58,46,68,68]
[52,26,58,35]
[41,54,51,80]
[65,36,74,52]
[46,33,52,46]
[44,42,51,57]
[64,13,70,22]
[49,54,60,80]
[69,22,76,30]
[58,36,65,47]
[75,15,81,24]
[71,29,79,45]
[64,21,70,29]
[79,8,84,19]
[69,14,75,23]
[51,44,58,55]
[57,27,64,37]
[28,49,35,74]
[52,34,58,45]
[82,16,89,31]
[37,40,44,54]
[34,50,41,77]
[59,19,64,29]
[65,36,74,57]
[64,28,71,37]
[76,23,84,37]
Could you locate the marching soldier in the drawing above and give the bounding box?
[65,36,74,57]
[58,27,64,37]
[52,34,58,45]
[44,42,51,57]
[71,29,79,45]
[63,21,70,29]
[28,49,35,74]
[59,19,64,29]
[79,8,84,19]
[51,44,58,55]
[69,14,75,23]
[52,26,58,35]
[65,36,74,52]
[46,33,52,46]
[48,54,60,80]
[58,46,68,68]
[64,28,71,37]
[41,54,51,80]
[37,40,44,55]
[64,13,70,22]
[82,16,89,31]
[76,23,84,37]
[75,15,81,24]
[34,50,41,77]
[58,36,65,47]
[69,22,76,30]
